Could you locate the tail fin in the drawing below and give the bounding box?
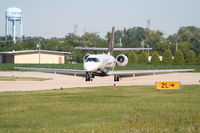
[108,27,115,55]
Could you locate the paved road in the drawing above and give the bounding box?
[0,71,199,92]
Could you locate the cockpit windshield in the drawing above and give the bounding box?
[86,58,100,62]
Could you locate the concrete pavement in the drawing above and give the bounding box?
[0,71,199,92]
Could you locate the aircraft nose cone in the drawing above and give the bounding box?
[84,62,99,72]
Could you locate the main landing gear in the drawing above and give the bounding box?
[114,75,120,82]
[85,73,120,82]
[85,73,95,82]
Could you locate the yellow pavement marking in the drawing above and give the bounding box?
[0,81,18,84]
[123,78,140,82]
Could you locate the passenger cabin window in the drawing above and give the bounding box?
[86,58,100,62]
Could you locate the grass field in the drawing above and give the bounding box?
[0,85,200,133]
[0,76,51,81]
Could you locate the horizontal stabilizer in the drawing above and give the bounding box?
[75,47,152,51]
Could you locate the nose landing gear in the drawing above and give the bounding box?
[85,73,95,82]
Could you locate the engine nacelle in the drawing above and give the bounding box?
[116,54,128,67]
[83,54,90,61]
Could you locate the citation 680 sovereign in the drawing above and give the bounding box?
[15,27,194,82]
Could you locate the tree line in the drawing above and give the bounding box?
[0,26,200,64]
[123,49,200,65]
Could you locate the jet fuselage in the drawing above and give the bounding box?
[84,54,116,73]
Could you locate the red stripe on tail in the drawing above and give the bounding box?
[108,27,115,55]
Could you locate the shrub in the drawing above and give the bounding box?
[185,50,197,65]
[162,49,173,65]
[174,50,185,65]
[138,51,148,64]
[128,51,138,64]
[150,51,160,65]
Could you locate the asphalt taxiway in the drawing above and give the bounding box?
[0,71,199,92]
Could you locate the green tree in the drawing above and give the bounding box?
[128,51,137,64]
[107,27,147,48]
[153,43,174,55]
[138,51,148,64]
[123,27,147,48]
[150,51,160,65]
[162,49,173,65]
[144,30,164,48]
[177,26,200,54]
[82,32,106,47]
[197,54,200,65]
[185,50,197,65]
[173,50,185,65]
[178,42,191,56]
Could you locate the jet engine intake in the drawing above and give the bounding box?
[116,54,128,66]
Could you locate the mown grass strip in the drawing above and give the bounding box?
[0,76,51,81]
[0,85,199,133]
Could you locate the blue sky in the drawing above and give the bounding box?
[0,0,200,38]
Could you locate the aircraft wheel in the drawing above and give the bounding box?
[114,75,120,82]
[85,75,90,81]
[85,74,92,82]
[92,74,95,78]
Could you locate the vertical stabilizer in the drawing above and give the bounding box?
[108,27,115,55]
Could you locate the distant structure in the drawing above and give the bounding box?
[83,28,86,35]
[5,7,23,43]
[147,19,151,30]
[74,24,78,36]
[0,50,70,64]
[119,38,122,47]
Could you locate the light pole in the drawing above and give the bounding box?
[141,41,145,50]
[37,42,41,64]
[141,41,149,55]
[175,40,178,51]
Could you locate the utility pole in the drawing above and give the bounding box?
[119,38,122,47]
[175,40,178,51]
[74,24,78,36]
[141,41,149,55]
[141,41,144,50]
[83,28,86,35]
[147,19,151,30]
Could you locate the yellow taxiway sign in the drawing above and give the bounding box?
[156,82,180,89]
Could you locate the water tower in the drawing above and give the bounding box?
[5,7,23,43]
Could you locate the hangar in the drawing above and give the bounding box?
[0,50,70,64]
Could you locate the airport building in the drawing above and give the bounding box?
[0,50,70,64]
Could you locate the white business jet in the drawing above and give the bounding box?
[15,27,194,81]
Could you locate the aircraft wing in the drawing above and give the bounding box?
[75,47,152,51]
[107,69,195,76]
[14,67,194,78]
[14,67,86,76]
